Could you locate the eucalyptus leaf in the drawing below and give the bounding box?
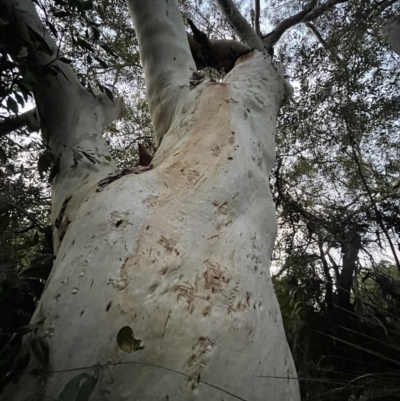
[58,373,98,401]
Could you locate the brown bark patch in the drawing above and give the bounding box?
[159,236,178,253]
[204,262,230,292]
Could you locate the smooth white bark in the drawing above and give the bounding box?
[125,0,196,146]
[0,0,125,253]
[5,50,298,401]
[3,0,299,400]
[216,0,264,51]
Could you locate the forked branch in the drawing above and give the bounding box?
[263,0,318,49]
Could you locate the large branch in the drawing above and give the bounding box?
[216,0,264,51]
[125,0,196,146]
[1,0,125,255]
[263,0,318,49]
[0,0,123,151]
[0,108,40,137]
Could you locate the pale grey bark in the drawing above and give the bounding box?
[2,0,299,400]
[0,0,124,253]
[216,0,264,51]
[125,0,196,146]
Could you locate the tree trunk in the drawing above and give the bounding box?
[2,0,299,400]
[337,231,361,312]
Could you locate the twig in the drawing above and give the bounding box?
[0,108,40,137]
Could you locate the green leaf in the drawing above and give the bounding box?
[9,340,31,378]
[95,56,108,68]
[0,213,10,233]
[53,11,70,18]
[81,151,97,164]
[117,326,144,353]
[48,158,60,183]
[0,197,8,211]
[49,65,71,83]
[58,373,98,401]
[25,230,39,246]
[59,57,72,64]
[0,341,21,379]
[100,43,117,58]
[76,38,93,52]
[47,21,58,38]
[7,97,18,114]
[81,0,93,11]
[20,254,55,279]
[14,92,25,108]
[104,88,114,102]
[92,27,100,41]
[30,336,49,367]
[71,148,83,167]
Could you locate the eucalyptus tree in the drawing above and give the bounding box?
[268,1,400,398]
[1,0,399,400]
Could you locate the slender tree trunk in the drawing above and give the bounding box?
[2,0,299,400]
[337,231,361,312]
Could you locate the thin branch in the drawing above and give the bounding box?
[0,108,40,137]
[215,0,264,51]
[306,22,343,63]
[254,0,261,38]
[263,0,318,49]
[303,0,348,23]
[1,199,46,229]
[372,0,400,19]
